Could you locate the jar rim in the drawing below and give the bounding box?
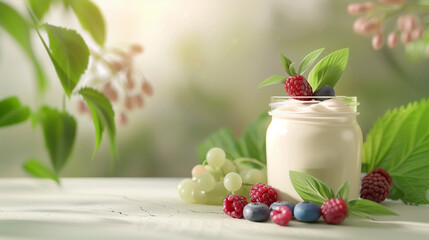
[269,96,359,116]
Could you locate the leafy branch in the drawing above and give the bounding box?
[0,0,118,183]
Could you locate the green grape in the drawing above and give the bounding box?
[205,165,223,181]
[197,173,216,192]
[222,158,237,174]
[191,164,207,178]
[179,180,198,203]
[177,178,192,193]
[206,147,226,168]
[224,172,242,192]
[201,182,229,205]
[191,187,205,203]
[236,161,253,172]
[245,169,264,185]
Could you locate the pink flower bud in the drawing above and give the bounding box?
[119,113,127,126]
[125,96,133,110]
[387,32,398,48]
[363,2,376,9]
[411,27,423,40]
[133,95,144,108]
[354,18,379,35]
[379,0,406,4]
[78,100,89,113]
[130,44,144,54]
[142,81,153,96]
[372,34,384,50]
[102,82,118,102]
[401,31,412,45]
[397,14,416,33]
[348,3,366,15]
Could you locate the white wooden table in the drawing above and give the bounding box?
[0,178,428,240]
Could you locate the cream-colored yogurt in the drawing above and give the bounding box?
[266,97,362,203]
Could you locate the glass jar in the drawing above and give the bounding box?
[266,96,362,203]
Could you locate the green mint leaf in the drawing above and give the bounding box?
[238,113,270,164]
[0,2,47,92]
[197,128,242,163]
[289,63,297,76]
[42,24,90,97]
[23,158,60,184]
[37,106,77,173]
[0,96,30,127]
[69,0,106,46]
[298,48,325,75]
[28,0,53,20]
[289,170,335,205]
[308,48,349,91]
[363,98,429,204]
[257,75,286,89]
[280,54,293,76]
[348,199,398,217]
[79,88,118,162]
[336,181,350,201]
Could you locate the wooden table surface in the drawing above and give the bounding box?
[0,178,428,240]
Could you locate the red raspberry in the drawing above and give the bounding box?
[320,198,348,225]
[371,167,393,186]
[223,194,248,218]
[250,183,278,207]
[284,75,313,100]
[360,171,390,203]
[270,205,292,226]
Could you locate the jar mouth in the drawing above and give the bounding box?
[269,96,359,116]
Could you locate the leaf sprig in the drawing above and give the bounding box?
[363,98,429,204]
[290,170,398,217]
[258,48,349,92]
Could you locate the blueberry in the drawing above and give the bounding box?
[313,85,335,101]
[269,201,295,216]
[243,202,270,222]
[294,202,321,222]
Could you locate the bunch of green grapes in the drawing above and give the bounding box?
[177,147,267,205]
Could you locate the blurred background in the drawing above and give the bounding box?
[0,0,428,178]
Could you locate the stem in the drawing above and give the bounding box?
[233,158,266,168]
[381,4,429,21]
[62,94,66,111]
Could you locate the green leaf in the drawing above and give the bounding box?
[348,199,398,217]
[336,181,350,201]
[197,128,242,163]
[298,48,325,75]
[280,54,293,76]
[42,24,90,97]
[69,0,106,46]
[37,106,77,173]
[238,113,270,164]
[0,2,47,92]
[257,75,286,89]
[79,88,118,162]
[289,63,297,76]
[289,170,335,206]
[363,98,429,204]
[28,0,53,20]
[308,48,349,91]
[0,96,30,127]
[22,158,60,184]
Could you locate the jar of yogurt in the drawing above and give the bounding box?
[266,96,362,203]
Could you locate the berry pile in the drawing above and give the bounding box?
[360,167,393,202]
[177,147,267,205]
[222,182,350,226]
